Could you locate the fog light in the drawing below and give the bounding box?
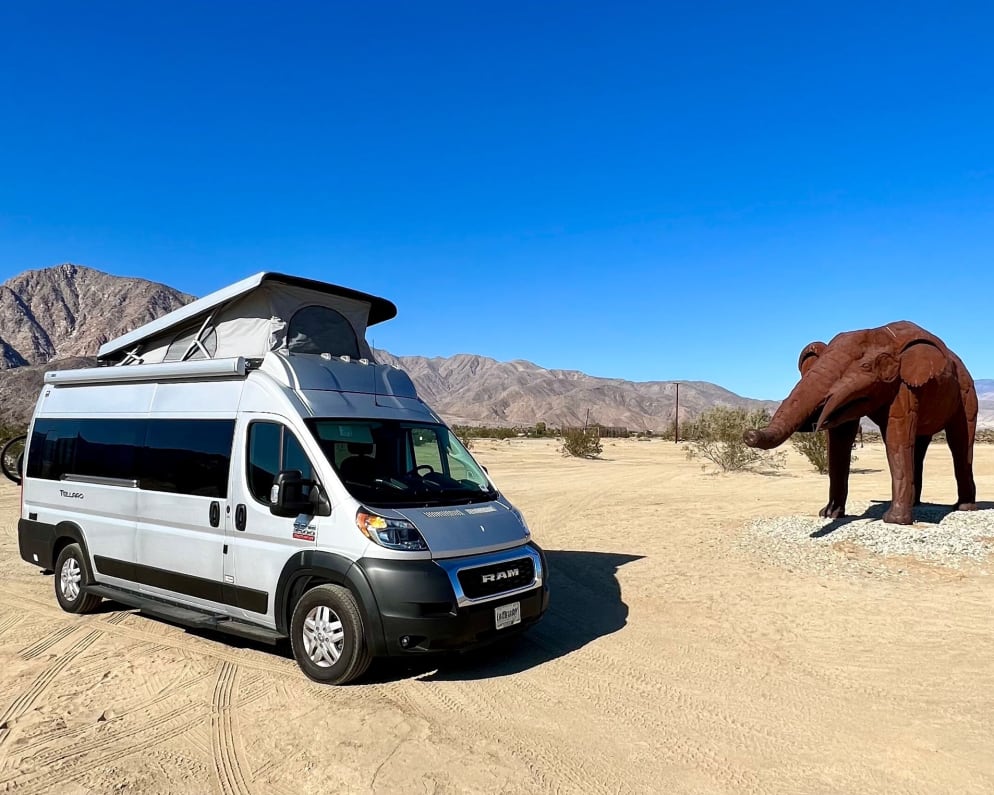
[400,635,411,648]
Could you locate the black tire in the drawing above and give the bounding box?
[54,543,102,614]
[290,584,371,685]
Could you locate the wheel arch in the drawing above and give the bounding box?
[275,550,386,655]
[52,521,93,578]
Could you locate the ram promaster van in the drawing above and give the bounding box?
[14,273,548,684]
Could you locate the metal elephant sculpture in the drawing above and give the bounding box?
[743,321,978,525]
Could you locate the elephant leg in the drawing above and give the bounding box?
[913,435,931,505]
[945,407,977,510]
[882,389,917,525]
[820,421,859,518]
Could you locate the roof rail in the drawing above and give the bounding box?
[45,358,248,386]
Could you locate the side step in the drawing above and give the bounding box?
[85,584,287,645]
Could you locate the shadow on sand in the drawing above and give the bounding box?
[373,549,644,683]
[99,550,644,685]
[810,500,994,538]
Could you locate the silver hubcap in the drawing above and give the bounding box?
[302,605,345,668]
[60,558,81,602]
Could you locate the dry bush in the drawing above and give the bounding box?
[560,428,603,459]
[791,431,829,474]
[684,406,786,473]
[790,431,858,474]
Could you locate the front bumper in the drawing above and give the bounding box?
[355,542,550,655]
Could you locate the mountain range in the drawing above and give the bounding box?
[0,265,990,432]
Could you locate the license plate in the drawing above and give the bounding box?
[495,602,521,630]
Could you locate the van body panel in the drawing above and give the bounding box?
[38,382,157,415]
[25,478,139,589]
[391,502,531,559]
[136,489,229,611]
[299,390,436,423]
[149,380,243,415]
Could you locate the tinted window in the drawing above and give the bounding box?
[286,305,360,358]
[26,417,234,497]
[142,420,235,498]
[247,422,314,502]
[27,419,143,481]
[247,422,281,501]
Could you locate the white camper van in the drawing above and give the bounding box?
[14,273,548,684]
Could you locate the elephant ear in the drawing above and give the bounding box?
[797,341,826,375]
[900,340,946,388]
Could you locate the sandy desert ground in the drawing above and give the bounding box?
[1,439,992,794]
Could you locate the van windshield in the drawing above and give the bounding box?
[306,419,497,507]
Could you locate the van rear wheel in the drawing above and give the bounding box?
[54,544,102,614]
[290,584,371,685]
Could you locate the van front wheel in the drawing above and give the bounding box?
[54,544,102,614]
[290,584,371,685]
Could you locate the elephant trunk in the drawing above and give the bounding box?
[743,367,838,450]
[743,426,786,450]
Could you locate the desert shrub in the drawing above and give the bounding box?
[791,431,860,474]
[657,421,695,443]
[791,431,829,474]
[683,406,786,473]
[560,428,603,459]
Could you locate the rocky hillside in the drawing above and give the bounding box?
[0,265,989,433]
[373,350,774,430]
[0,264,191,368]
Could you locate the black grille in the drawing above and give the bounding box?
[458,558,534,599]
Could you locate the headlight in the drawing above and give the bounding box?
[356,509,429,551]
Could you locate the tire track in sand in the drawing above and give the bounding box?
[18,624,78,660]
[0,629,103,763]
[0,613,22,639]
[373,678,599,795]
[211,661,254,795]
[1,630,102,726]
[1,703,207,794]
[12,669,214,761]
[104,611,133,626]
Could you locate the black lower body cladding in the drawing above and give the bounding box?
[356,542,549,655]
[18,518,58,569]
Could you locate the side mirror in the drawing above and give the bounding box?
[269,470,332,518]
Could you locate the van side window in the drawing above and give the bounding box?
[26,418,235,497]
[143,420,235,498]
[247,422,314,503]
[27,418,143,481]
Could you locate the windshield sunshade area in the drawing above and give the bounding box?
[307,419,496,507]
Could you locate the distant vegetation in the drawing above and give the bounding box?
[683,406,786,473]
[559,427,603,459]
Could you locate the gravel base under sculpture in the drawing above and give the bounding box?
[741,502,994,576]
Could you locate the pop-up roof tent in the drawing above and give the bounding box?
[98,272,397,366]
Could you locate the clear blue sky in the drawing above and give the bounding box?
[2,2,992,399]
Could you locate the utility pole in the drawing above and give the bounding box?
[674,382,680,443]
